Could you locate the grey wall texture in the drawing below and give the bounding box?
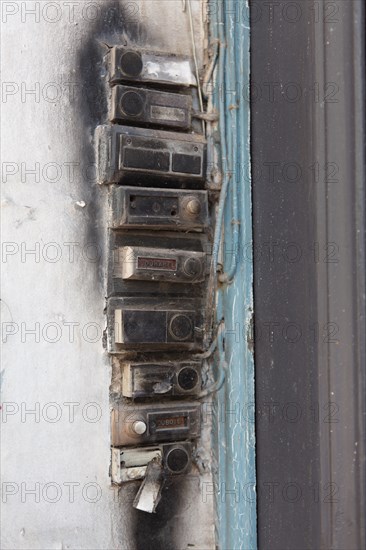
[1,2,215,549]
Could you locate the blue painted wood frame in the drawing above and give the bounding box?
[210,1,257,548]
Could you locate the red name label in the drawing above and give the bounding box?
[137,257,177,271]
[155,416,187,430]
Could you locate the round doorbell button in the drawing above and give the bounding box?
[132,420,147,435]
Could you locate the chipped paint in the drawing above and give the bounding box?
[211,0,257,548]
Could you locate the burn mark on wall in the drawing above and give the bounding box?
[74,0,142,286]
[74,2,207,549]
[133,480,182,550]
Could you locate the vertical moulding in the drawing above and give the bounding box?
[210,0,257,548]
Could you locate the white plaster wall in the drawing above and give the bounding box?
[1,1,214,548]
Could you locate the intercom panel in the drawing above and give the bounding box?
[109,231,209,296]
[111,442,193,483]
[121,361,202,398]
[111,402,201,446]
[96,125,207,187]
[107,297,204,352]
[110,85,192,130]
[109,47,197,87]
[110,186,209,231]
[116,246,206,284]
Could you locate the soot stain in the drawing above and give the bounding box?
[133,480,183,550]
[75,0,142,284]
[75,2,186,550]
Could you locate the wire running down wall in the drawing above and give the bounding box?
[209,1,257,548]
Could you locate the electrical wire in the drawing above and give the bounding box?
[202,39,219,99]
[198,322,227,398]
[218,0,240,283]
[187,0,205,134]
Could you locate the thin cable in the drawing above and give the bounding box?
[218,0,240,283]
[212,1,230,273]
[211,16,229,275]
[198,360,226,398]
[198,323,226,398]
[192,110,219,122]
[187,0,205,134]
[192,338,217,360]
[205,5,230,337]
[202,40,219,98]
[193,319,224,359]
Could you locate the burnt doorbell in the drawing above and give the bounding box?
[111,402,201,446]
[121,361,202,398]
[110,186,209,232]
[96,125,207,186]
[107,297,204,352]
[110,85,192,130]
[109,47,197,87]
[116,245,206,284]
[99,38,212,513]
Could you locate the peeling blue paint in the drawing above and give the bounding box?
[211,1,257,548]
